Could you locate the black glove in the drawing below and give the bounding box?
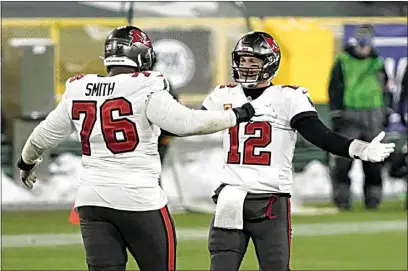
[17,156,36,171]
[16,156,42,190]
[232,103,255,123]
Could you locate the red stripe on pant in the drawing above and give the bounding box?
[264,196,278,219]
[160,206,176,271]
[287,198,292,270]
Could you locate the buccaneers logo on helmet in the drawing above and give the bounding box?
[264,37,280,53]
[129,29,151,47]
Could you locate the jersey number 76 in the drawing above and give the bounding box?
[72,97,138,156]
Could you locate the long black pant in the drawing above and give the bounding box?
[330,109,384,209]
[78,205,176,271]
[208,193,292,271]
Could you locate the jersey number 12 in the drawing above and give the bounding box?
[72,97,139,155]
[227,122,272,166]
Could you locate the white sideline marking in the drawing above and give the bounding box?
[2,220,406,248]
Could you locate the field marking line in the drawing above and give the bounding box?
[2,220,406,248]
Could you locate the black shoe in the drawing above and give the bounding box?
[365,198,380,210]
[335,201,352,210]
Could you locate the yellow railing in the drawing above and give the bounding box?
[2,17,406,104]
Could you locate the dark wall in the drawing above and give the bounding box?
[1,1,122,17]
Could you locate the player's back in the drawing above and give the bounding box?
[65,71,163,188]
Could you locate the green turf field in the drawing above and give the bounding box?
[2,200,407,270]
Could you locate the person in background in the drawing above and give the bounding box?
[328,24,393,210]
[399,64,407,129]
[386,142,407,209]
[399,66,407,209]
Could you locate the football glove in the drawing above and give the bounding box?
[349,131,395,162]
[232,103,255,123]
[249,98,276,122]
[16,156,43,189]
[232,102,276,123]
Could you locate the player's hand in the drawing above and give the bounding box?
[231,103,255,123]
[349,131,395,162]
[231,101,275,124]
[249,98,276,122]
[16,156,43,189]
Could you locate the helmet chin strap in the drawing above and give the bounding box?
[241,82,259,88]
[241,80,270,89]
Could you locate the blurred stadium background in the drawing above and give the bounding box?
[1,1,407,270]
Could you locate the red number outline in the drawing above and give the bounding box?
[242,122,272,165]
[100,98,139,154]
[132,71,151,77]
[69,74,85,83]
[227,125,241,164]
[72,101,97,156]
[227,122,272,166]
[282,85,299,90]
[72,97,139,156]
[220,84,238,89]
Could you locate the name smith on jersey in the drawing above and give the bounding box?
[85,82,116,96]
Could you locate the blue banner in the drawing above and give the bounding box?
[344,24,407,133]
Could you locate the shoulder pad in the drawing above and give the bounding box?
[281,84,300,90]
[67,74,86,84]
[218,83,239,89]
[211,83,241,96]
[281,85,308,93]
[131,71,163,78]
[130,71,169,91]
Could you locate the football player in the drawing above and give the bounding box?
[16,26,276,271]
[202,31,395,271]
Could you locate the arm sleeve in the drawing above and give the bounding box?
[328,59,345,112]
[292,114,353,158]
[21,96,75,164]
[145,90,236,136]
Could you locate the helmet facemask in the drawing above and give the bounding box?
[232,52,279,88]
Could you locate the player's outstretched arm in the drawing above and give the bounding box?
[17,97,75,189]
[288,86,394,163]
[292,114,395,162]
[145,90,257,136]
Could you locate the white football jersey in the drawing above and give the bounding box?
[63,71,168,211]
[23,70,237,211]
[202,84,317,194]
